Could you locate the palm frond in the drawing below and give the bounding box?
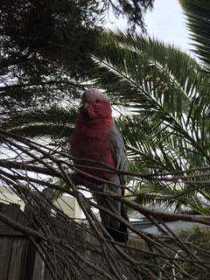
[2,106,77,138]
[91,31,210,211]
[94,32,210,166]
[180,0,210,70]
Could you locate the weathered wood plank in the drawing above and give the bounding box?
[0,235,13,280]
[32,252,45,280]
[8,238,26,280]
[0,203,30,280]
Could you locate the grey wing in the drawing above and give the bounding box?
[109,123,129,186]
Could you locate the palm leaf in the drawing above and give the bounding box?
[2,106,77,138]
[94,32,210,165]
[91,31,210,211]
[180,0,210,70]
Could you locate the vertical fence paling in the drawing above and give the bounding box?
[0,203,36,280]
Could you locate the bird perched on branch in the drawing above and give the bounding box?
[70,88,129,243]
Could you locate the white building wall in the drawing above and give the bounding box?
[0,187,83,219]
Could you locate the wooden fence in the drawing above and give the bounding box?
[0,202,42,280]
[0,201,86,280]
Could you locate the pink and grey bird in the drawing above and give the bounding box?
[70,88,129,242]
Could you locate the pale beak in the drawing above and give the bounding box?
[80,101,89,111]
[83,102,89,109]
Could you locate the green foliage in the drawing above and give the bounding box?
[1,106,77,138]
[0,0,101,77]
[178,227,210,279]
[94,32,210,164]
[0,0,100,113]
[180,0,210,70]
[107,0,154,31]
[91,31,210,212]
[0,0,154,115]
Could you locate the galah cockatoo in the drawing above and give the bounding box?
[70,88,129,243]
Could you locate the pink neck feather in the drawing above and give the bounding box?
[75,114,113,138]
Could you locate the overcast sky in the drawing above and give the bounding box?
[105,0,193,54]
